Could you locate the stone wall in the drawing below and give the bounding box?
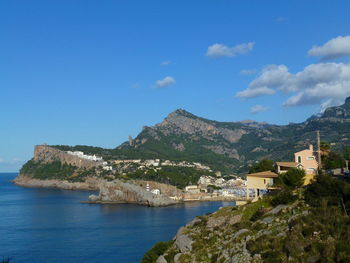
[33,145,102,169]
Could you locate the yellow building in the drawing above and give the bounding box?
[246,171,278,199]
[275,144,319,185]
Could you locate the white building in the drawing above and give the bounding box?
[185,185,200,194]
[67,151,103,162]
[151,189,161,195]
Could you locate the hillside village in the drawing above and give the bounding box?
[44,131,350,204]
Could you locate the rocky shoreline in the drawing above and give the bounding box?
[13,175,100,190]
[13,175,178,207]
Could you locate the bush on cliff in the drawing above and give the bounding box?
[305,174,350,214]
[141,241,173,263]
[270,188,297,206]
[20,160,77,180]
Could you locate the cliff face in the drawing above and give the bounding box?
[33,145,102,169]
[89,180,177,207]
[144,175,350,263]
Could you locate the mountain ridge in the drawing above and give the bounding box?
[117,97,350,173]
[48,97,350,174]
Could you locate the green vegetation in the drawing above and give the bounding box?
[20,159,93,182]
[141,241,173,263]
[125,166,214,189]
[323,151,346,170]
[279,168,305,189]
[144,172,350,262]
[249,159,274,173]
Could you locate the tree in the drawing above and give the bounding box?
[343,147,350,160]
[323,151,345,170]
[320,141,331,156]
[249,159,274,173]
[279,168,305,189]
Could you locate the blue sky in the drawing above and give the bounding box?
[1,0,350,172]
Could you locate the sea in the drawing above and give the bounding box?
[0,173,234,263]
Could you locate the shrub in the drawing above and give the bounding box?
[279,168,305,189]
[250,208,265,221]
[141,241,173,263]
[249,159,274,173]
[270,189,297,206]
[305,174,350,214]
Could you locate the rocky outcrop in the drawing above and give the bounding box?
[150,200,311,262]
[89,180,177,207]
[13,175,100,190]
[33,145,102,169]
[133,180,183,197]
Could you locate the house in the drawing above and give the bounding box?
[275,162,300,173]
[185,185,200,194]
[276,145,319,185]
[246,171,278,199]
[294,145,319,179]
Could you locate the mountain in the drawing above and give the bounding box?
[52,98,350,174]
[114,98,350,173]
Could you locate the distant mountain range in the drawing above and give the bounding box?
[53,97,350,174]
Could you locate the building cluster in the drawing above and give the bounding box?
[67,151,103,162]
[114,159,212,171]
[66,151,113,171]
[246,144,320,200]
[162,160,211,171]
[183,144,323,202]
[183,175,248,199]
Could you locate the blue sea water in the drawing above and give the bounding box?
[0,173,234,263]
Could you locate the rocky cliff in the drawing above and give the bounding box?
[89,180,177,206]
[33,144,102,169]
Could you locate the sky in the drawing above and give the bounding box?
[1,0,350,172]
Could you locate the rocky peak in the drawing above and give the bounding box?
[345,96,350,104]
[322,97,350,119]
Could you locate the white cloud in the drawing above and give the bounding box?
[240,69,256,76]
[308,36,350,60]
[206,42,255,58]
[236,62,350,108]
[275,17,287,23]
[0,158,5,163]
[161,61,171,66]
[236,86,275,98]
[250,104,268,114]
[155,76,176,88]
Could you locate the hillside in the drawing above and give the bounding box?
[50,98,350,174]
[142,174,350,262]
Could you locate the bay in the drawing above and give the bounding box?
[0,173,234,263]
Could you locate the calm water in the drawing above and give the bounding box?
[0,173,234,263]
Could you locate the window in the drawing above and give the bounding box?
[264,179,266,184]
[306,156,315,160]
[298,156,302,163]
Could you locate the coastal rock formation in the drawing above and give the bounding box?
[13,175,100,190]
[89,180,177,207]
[34,145,102,169]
